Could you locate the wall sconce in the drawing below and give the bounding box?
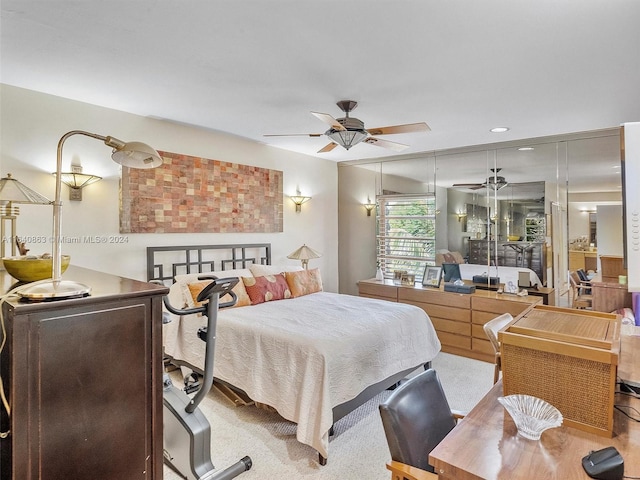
[363,197,376,216]
[287,244,322,269]
[18,130,162,301]
[456,211,468,222]
[289,190,311,213]
[54,165,102,201]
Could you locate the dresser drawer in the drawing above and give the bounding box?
[358,282,397,301]
[472,337,494,356]
[399,288,471,309]
[471,323,489,339]
[472,310,501,325]
[431,317,471,336]
[437,331,471,350]
[406,301,470,322]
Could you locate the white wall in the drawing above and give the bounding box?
[568,191,623,242]
[597,205,624,258]
[0,85,339,291]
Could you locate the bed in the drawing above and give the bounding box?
[148,244,441,464]
[436,251,543,288]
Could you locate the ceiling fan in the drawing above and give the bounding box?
[453,168,509,191]
[264,100,430,153]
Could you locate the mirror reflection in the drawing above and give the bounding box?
[338,128,623,305]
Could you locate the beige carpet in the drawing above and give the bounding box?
[163,352,494,479]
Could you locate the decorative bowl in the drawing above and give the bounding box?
[498,394,563,440]
[508,235,521,241]
[2,255,71,282]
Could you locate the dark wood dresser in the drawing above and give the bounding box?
[0,266,168,479]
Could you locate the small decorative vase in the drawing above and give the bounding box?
[375,268,384,281]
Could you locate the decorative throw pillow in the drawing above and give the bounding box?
[176,268,253,307]
[186,278,252,308]
[285,268,323,297]
[242,274,292,305]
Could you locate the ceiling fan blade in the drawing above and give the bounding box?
[363,137,409,152]
[318,142,338,153]
[263,133,323,137]
[366,122,431,136]
[311,112,346,131]
[453,183,485,189]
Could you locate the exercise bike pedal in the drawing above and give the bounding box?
[184,372,201,394]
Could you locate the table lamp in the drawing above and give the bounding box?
[18,130,163,301]
[0,174,52,258]
[287,244,322,269]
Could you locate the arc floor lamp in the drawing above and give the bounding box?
[18,130,162,301]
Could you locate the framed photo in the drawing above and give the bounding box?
[393,269,407,285]
[422,266,442,288]
[401,273,415,286]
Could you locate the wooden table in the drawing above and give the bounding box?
[590,273,632,312]
[429,335,640,480]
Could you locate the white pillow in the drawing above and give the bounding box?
[249,264,303,277]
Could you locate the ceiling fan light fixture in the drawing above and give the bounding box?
[326,128,368,150]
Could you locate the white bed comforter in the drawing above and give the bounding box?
[458,264,542,288]
[163,290,440,459]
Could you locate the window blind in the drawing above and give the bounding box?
[376,194,437,281]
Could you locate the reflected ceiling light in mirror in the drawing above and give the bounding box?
[518,147,534,151]
[490,127,510,133]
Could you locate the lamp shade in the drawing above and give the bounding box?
[0,174,51,205]
[327,129,368,150]
[58,172,102,189]
[109,140,163,168]
[287,244,322,269]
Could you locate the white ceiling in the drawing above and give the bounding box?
[1,1,639,192]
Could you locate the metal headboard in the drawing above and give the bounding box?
[146,243,271,283]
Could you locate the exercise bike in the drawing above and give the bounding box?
[162,276,252,480]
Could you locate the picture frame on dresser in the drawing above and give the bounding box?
[401,273,416,286]
[423,266,442,288]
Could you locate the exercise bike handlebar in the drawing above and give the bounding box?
[162,275,239,413]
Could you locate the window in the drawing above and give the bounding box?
[376,194,437,281]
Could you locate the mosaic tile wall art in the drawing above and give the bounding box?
[120,151,283,233]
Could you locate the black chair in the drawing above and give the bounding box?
[379,369,464,480]
[577,269,592,294]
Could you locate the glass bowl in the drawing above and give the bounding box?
[498,394,563,440]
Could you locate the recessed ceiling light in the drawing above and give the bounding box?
[490,127,510,133]
[518,147,534,151]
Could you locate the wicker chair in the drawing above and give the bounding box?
[379,369,464,480]
[483,313,514,384]
[569,271,593,309]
